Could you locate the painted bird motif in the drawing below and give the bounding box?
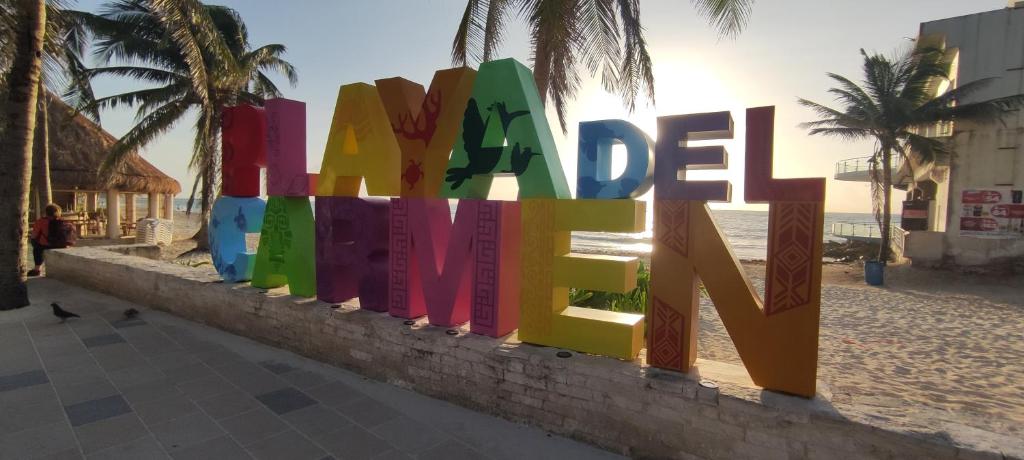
[501,142,541,176]
[446,99,504,190]
[487,101,529,134]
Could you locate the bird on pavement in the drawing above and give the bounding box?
[123,308,139,319]
[51,303,80,323]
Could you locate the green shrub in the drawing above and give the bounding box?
[568,261,708,315]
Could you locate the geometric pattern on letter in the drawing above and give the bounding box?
[473,201,499,328]
[655,199,689,258]
[764,201,818,316]
[649,296,686,371]
[388,198,411,317]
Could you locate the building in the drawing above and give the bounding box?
[38,93,180,239]
[834,2,1024,269]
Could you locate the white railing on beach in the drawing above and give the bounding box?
[831,222,908,260]
[831,222,881,240]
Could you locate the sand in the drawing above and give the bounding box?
[160,210,1024,440]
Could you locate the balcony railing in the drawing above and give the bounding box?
[834,156,905,177]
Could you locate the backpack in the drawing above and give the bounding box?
[47,218,70,249]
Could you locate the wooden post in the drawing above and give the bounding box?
[125,193,136,223]
[86,192,98,213]
[148,192,159,218]
[106,189,121,239]
[162,194,174,220]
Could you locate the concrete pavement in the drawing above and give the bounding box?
[0,278,623,460]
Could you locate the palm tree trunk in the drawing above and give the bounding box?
[32,86,52,209]
[0,0,46,310]
[879,147,893,262]
[190,112,220,251]
[190,166,212,250]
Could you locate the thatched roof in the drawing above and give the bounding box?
[44,93,181,194]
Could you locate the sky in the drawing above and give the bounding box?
[75,0,1010,213]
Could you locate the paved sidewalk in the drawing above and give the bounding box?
[0,278,622,460]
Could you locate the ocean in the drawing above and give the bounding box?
[175,198,881,261]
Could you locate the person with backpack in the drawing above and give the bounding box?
[28,204,76,277]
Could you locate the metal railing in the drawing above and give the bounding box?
[831,222,909,258]
[834,156,905,177]
[831,222,881,240]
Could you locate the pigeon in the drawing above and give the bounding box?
[51,303,80,322]
[123,308,139,319]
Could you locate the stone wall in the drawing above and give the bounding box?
[47,247,1003,460]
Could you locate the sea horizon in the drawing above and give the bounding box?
[172,198,884,261]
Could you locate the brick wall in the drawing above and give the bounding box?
[46,247,998,460]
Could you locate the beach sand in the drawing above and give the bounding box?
[161,210,1024,440]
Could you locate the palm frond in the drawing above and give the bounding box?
[690,0,755,38]
[615,0,654,111]
[482,0,514,61]
[100,99,190,176]
[901,132,949,165]
[451,0,486,65]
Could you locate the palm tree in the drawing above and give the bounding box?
[0,0,46,310]
[68,0,297,248]
[3,0,93,217]
[800,47,1024,261]
[451,0,754,131]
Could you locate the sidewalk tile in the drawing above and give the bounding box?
[65,395,132,427]
[246,430,326,460]
[255,387,316,415]
[219,408,290,446]
[168,435,251,460]
[74,413,148,454]
[150,412,225,453]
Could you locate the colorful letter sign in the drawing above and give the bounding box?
[265,98,313,196]
[389,199,521,336]
[210,196,265,282]
[213,49,827,398]
[648,107,824,397]
[317,83,402,197]
[252,196,316,297]
[315,197,390,311]
[441,58,571,200]
[377,68,477,197]
[222,105,267,197]
[576,120,654,199]
[519,199,645,359]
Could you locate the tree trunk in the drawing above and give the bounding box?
[0,0,46,310]
[879,147,893,262]
[190,165,212,250]
[38,86,52,203]
[190,112,221,251]
[31,85,52,217]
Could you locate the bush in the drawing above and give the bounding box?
[569,261,650,314]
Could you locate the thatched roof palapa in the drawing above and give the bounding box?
[44,93,181,195]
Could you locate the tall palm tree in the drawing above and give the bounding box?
[69,0,297,248]
[3,1,93,216]
[800,47,1024,261]
[451,0,755,131]
[0,0,46,310]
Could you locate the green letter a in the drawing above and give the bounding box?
[441,58,570,199]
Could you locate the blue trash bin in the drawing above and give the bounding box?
[864,260,885,286]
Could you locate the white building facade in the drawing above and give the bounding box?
[902,3,1024,269]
